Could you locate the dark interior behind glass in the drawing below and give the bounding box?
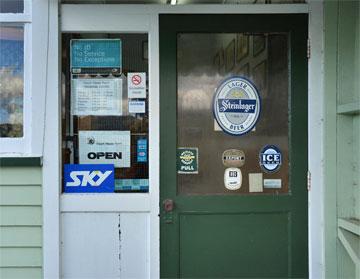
[177,33,289,195]
[62,33,149,192]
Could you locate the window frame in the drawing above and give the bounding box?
[0,1,32,155]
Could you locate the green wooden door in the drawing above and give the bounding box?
[160,14,308,278]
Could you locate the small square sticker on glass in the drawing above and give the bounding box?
[249,173,263,192]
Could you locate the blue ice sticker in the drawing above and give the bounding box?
[137,139,148,163]
[259,145,282,173]
[64,164,115,193]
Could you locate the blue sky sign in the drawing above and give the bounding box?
[70,39,121,73]
[64,164,115,193]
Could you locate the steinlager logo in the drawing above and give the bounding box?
[213,76,261,136]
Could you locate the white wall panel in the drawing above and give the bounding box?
[120,213,149,279]
[61,213,121,278]
[61,212,149,279]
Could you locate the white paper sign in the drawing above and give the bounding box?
[128,72,146,99]
[72,78,122,116]
[129,100,146,113]
[79,131,130,168]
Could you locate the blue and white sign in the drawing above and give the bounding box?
[137,138,148,163]
[259,145,282,173]
[115,179,149,192]
[129,100,146,114]
[64,164,114,193]
[71,39,121,70]
[213,76,261,136]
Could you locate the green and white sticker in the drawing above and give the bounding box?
[177,147,198,174]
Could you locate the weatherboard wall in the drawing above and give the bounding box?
[0,166,43,279]
[324,0,360,278]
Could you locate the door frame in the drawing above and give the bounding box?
[43,2,325,278]
[160,13,308,278]
[56,9,160,279]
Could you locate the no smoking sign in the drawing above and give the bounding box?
[128,72,146,99]
[131,74,142,86]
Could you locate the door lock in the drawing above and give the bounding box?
[162,199,174,224]
[163,199,174,212]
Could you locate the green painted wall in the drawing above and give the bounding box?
[324,0,360,278]
[0,167,43,279]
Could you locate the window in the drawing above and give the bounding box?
[0,24,24,137]
[0,0,31,152]
[0,1,24,14]
[62,33,150,193]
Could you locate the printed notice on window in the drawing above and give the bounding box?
[72,78,122,116]
[79,130,131,168]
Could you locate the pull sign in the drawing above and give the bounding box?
[224,167,242,190]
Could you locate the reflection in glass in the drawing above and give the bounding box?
[0,0,24,14]
[61,33,149,192]
[0,25,24,138]
[177,33,289,195]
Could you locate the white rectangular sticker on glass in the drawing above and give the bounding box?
[72,78,122,116]
[128,72,146,99]
[129,100,146,114]
[79,131,130,168]
[264,179,282,189]
[249,173,263,192]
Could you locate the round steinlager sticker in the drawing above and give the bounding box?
[213,76,261,136]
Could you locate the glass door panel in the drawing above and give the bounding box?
[177,33,289,195]
[62,33,149,192]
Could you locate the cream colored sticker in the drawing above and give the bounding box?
[222,149,245,168]
[224,168,242,190]
[264,179,282,189]
[249,173,263,192]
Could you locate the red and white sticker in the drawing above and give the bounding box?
[131,74,142,85]
[128,72,146,99]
